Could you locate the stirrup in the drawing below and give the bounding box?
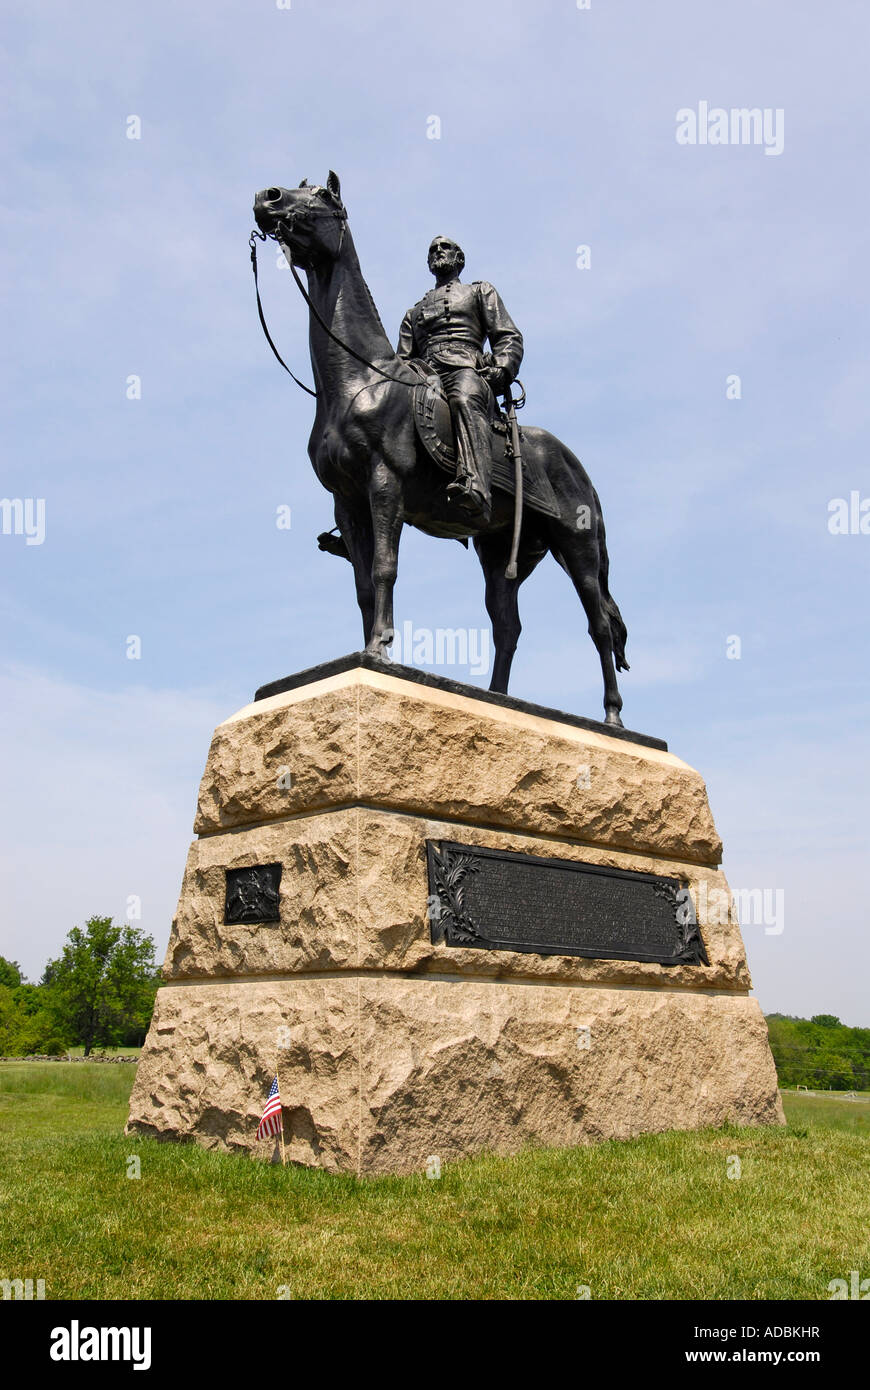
[447,479,491,524]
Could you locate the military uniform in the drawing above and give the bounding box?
[397,279,523,520]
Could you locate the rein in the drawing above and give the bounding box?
[285,250,419,390]
[249,231,317,397]
[249,202,418,395]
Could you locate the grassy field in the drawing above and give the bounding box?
[780,1089,870,1135]
[0,1062,867,1300]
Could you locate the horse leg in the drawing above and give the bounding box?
[334,497,375,647]
[552,531,624,726]
[366,463,403,657]
[474,530,546,694]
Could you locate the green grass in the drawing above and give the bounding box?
[0,1063,867,1300]
[781,1089,870,1136]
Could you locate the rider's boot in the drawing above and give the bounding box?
[447,475,491,526]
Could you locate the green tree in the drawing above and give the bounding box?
[12,982,41,1016]
[44,916,157,1055]
[767,1012,869,1091]
[0,956,23,988]
[0,985,25,1053]
[0,984,63,1054]
[812,1052,855,1089]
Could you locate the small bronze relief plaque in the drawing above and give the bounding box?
[224,863,282,925]
[426,841,707,966]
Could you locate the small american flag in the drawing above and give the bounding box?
[257,1075,283,1139]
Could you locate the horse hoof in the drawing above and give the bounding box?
[604,710,624,728]
[365,632,394,661]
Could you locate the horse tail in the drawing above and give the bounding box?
[592,488,629,672]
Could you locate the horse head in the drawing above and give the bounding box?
[253,171,346,268]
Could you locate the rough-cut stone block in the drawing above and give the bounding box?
[194,666,722,865]
[127,977,783,1174]
[163,807,750,991]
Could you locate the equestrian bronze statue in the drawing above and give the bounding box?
[252,172,630,726]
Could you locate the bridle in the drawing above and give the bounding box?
[274,188,349,258]
[249,191,418,395]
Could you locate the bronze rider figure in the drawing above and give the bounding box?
[397,236,523,526]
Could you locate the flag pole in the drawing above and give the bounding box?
[275,1059,287,1167]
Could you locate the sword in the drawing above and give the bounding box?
[503,380,525,579]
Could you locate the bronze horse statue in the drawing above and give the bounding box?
[252,172,629,726]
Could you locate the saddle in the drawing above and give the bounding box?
[410,370,561,520]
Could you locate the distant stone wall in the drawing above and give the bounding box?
[0,1054,139,1064]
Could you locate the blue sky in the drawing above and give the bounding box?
[1,0,867,1023]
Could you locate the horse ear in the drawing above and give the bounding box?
[326,170,341,201]
[299,177,309,188]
